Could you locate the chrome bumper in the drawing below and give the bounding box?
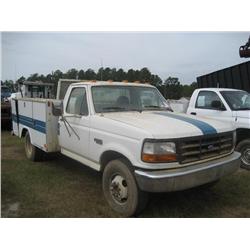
[135,151,241,192]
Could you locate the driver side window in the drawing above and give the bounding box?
[195,91,224,110]
[66,87,88,116]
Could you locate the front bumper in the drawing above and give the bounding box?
[134,151,241,192]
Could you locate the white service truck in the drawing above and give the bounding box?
[11,82,241,216]
[187,88,250,170]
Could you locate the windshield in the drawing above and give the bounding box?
[91,85,169,113]
[220,90,250,110]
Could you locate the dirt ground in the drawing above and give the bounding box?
[1,130,250,217]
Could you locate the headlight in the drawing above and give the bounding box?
[142,141,177,163]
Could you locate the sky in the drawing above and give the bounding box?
[1,32,249,84]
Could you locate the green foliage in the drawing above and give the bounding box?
[1,80,15,91]
[181,82,198,97]
[65,68,78,79]
[78,70,85,80]
[85,69,96,80]
[6,67,197,98]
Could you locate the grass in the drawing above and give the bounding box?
[1,130,250,217]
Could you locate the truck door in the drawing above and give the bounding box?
[58,86,90,158]
[191,90,234,123]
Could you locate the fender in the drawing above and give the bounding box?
[99,141,140,168]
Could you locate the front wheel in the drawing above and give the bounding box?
[102,158,148,217]
[235,139,250,170]
[24,132,43,161]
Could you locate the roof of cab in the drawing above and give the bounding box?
[197,88,244,92]
[71,81,154,88]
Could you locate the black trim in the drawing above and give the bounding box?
[94,138,103,145]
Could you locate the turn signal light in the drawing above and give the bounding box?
[142,153,177,163]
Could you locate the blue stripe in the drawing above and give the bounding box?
[12,114,46,134]
[154,112,217,135]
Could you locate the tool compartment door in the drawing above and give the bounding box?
[32,101,47,150]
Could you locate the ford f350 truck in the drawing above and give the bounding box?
[11,82,241,216]
[187,88,250,170]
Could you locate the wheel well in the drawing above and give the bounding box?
[21,128,28,137]
[100,150,132,172]
[236,128,250,144]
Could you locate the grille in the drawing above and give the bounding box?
[179,132,234,164]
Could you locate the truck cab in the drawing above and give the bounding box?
[187,88,250,169]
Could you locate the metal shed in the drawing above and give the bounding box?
[197,61,250,92]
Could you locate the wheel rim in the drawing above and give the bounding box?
[110,174,128,204]
[25,134,32,156]
[242,148,250,166]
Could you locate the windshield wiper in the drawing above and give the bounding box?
[102,107,126,112]
[144,105,162,108]
[143,105,169,110]
[142,105,173,112]
[102,107,126,111]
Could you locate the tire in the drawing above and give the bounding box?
[102,158,148,217]
[235,139,250,170]
[24,132,44,161]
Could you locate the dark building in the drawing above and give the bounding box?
[197,61,250,92]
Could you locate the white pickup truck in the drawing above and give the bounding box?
[187,88,250,170]
[11,82,241,216]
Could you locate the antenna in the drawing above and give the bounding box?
[217,82,220,88]
[101,58,103,81]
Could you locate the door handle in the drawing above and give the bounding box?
[190,112,196,115]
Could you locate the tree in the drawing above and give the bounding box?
[53,70,63,82]
[116,68,126,81]
[78,70,85,80]
[96,67,103,80]
[163,77,182,99]
[17,76,26,84]
[139,67,151,82]
[2,80,14,91]
[150,74,162,86]
[45,73,53,83]
[110,68,117,81]
[127,69,135,82]
[85,69,96,80]
[27,73,40,82]
[65,68,78,79]
[102,67,112,81]
[164,77,180,85]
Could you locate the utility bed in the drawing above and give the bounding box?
[11,97,59,152]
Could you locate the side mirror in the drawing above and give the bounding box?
[52,100,63,116]
[211,100,226,111]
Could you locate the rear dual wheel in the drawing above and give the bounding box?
[24,132,44,161]
[102,158,148,217]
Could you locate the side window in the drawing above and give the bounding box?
[66,87,88,116]
[195,91,223,109]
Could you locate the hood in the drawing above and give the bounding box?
[103,111,234,139]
